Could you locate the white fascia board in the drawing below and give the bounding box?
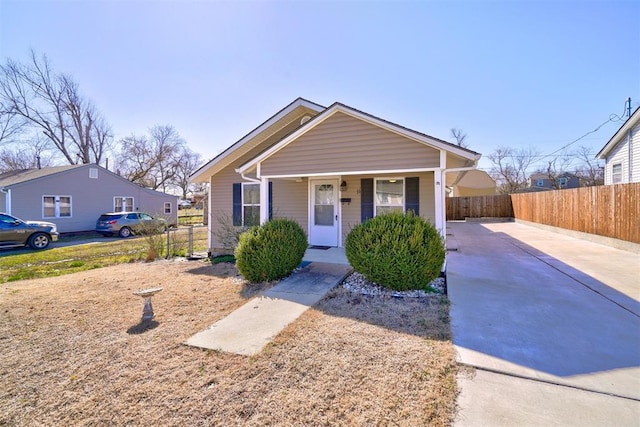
[261,168,441,179]
[237,104,480,175]
[596,108,640,159]
[190,98,325,183]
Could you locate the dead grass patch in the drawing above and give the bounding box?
[0,261,458,426]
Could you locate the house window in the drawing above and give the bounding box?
[536,179,544,187]
[558,177,568,187]
[89,168,98,179]
[242,183,260,226]
[114,197,134,212]
[612,163,622,184]
[164,202,172,214]
[43,196,71,218]
[375,178,404,215]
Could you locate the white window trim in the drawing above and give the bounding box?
[42,195,72,218]
[611,163,623,184]
[374,177,405,216]
[242,182,260,226]
[114,196,134,212]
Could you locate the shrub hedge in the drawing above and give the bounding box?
[235,218,308,283]
[345,211,445,291]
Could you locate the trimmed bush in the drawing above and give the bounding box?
[345,211,445,291]
[235,218,308,283]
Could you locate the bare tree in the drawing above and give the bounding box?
[172,147,202,199]
[0,136,54,172]
[0,50,112,165]
[488,146,539,194]
[572,145,604,186]
[117,125,185,191]
[450,128,469,148]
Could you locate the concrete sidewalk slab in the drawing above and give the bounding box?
[457,370,640,427]
[185,262,352,356]
[447,221,640,425]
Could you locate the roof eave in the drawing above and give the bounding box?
[190,98,326,183]
[237,103,481,175]
[596,107,640,159]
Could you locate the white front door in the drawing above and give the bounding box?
[309,179,339,247]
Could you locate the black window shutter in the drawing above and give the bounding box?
[232,183,242,226]
[405,177,419,215]
[361,178,374,222]
[268,181,273,220]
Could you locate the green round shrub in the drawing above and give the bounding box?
[345,211,445,291]
[235,218,308,283]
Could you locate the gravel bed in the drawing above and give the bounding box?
[341,271,446,297]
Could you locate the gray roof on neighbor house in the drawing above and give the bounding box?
[0,165,83,187]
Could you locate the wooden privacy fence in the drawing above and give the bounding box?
[446,194,514,220]
[510,183,640,244]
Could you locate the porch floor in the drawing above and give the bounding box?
[303,247,349,265]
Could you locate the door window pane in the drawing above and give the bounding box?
[314,184,334,226]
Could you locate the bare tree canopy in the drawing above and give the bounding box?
[450,128,469,148]
[173,147,202,199]
[572,145,604,186]
[488,146,540,194]
[0,50,112,165]
[117,125,201,194]
[0,137,54,172]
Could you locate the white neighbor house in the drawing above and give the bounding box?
[596,107,640,185]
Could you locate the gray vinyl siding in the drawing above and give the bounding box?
[5,165,177,233]
[260,112,441,176]
[446,153,471,169]
[272,179,308,235]
[340,172,435,245]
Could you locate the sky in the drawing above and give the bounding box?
[1,0,639,173]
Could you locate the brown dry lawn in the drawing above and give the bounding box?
[0,260,458,426]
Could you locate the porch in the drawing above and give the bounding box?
[303,246,349,265]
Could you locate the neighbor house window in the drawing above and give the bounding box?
[558,177,568,187]
[89,168,98,179]
[375,178,404,215]
[242,183,260,226]
[612,163,622,184]
[164,202,172,214]
[536,179,544,187]
[114,197,134,212]
[43,195,71,218]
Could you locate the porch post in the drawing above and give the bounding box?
[434,169,444,234]
[259,177,269,224]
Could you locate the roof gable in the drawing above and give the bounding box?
[190,98,325,183]
[237,102,480,174]
[596,107,640,159]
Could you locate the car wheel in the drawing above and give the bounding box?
[29,233,51,250]
[119,227,132,238]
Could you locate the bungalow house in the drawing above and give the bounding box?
[190,98,481,254]
[0,163,178,233]
[596,106,639,184]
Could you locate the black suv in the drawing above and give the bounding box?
[0,213,59,250]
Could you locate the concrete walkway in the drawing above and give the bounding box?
[448,222,640,426]
[186,262,352,356]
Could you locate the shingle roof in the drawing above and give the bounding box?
[0,165,82,187]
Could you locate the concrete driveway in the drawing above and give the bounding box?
[447,221,640,426]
